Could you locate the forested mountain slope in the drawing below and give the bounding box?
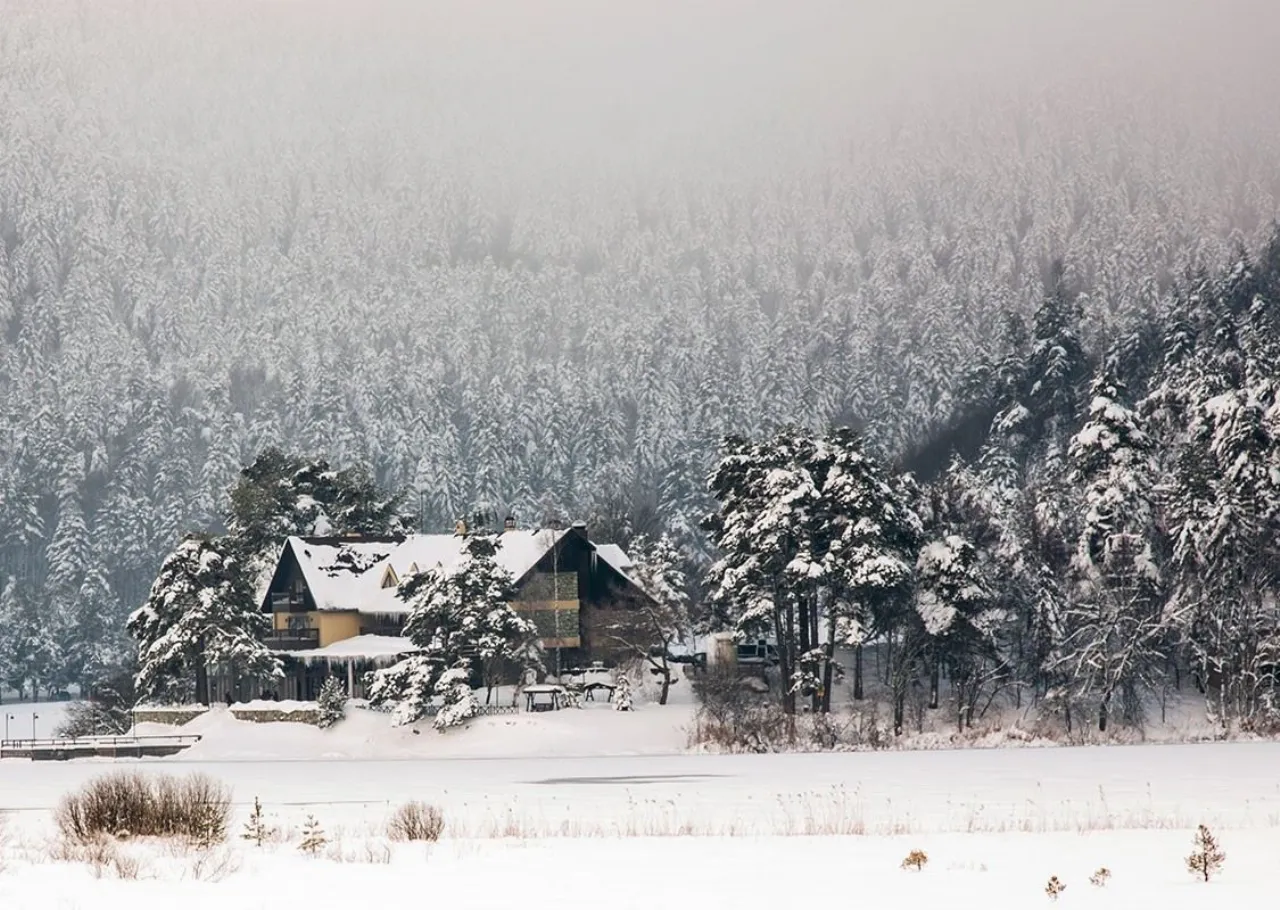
[1,1,1278,693]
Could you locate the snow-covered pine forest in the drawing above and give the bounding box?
[1,1,1279,726]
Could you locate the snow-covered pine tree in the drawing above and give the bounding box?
[367,534,537,725]
[815,429,922,716]
[914,532,1002,728]
[224,447,416,595]
[127,535,282,705]
[0,578,62,700]
[316,676,347,728]
[705,428,822,715]
[1052,374,1166,732]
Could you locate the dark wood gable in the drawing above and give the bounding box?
[261,542,315,614]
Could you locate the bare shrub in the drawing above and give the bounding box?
[1089,866,1112,887]
[1187,824,1225,881]
[186,846,240,882]
[363,838,393,864]
[901,849,929,871]
[387,801,445,842]
[54,771,230,844]
[689,669,791,752]
[111,850,144,880]
[49,834,118,877]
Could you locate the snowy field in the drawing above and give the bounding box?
[2,742,1279,907]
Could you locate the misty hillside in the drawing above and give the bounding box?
[1,0,1280,671]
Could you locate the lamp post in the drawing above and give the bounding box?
[32,713,38,741]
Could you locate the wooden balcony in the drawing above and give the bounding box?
[264,628,320,650]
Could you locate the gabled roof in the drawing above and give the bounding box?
[271,528,596,615]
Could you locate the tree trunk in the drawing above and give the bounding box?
[773,603,794,715]
[853,642,864,700]
[783,601,797,715]
[929,649,940,710]
[1098,692,1109,733]
[820,613,837,713]
[194,651,210,707]
[659,667,671,706]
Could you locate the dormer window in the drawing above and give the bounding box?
[380,565,399,589]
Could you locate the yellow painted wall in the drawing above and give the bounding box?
[317,611,360,647]
[272,611,361,647]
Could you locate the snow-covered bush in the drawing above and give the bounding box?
[614,671,633,711]
[1089,867,1111,887]
[316,677,348,728]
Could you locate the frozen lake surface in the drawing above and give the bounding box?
[5,741,1279,836]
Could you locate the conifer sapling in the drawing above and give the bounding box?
[299,815,327,856]
[1186,824,1225,881]
[316,677,347,729]
[614,671,633,711]
[241,796,272,847]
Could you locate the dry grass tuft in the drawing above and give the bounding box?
[901,849,929,871]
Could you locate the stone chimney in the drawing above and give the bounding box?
[503,514,517,533]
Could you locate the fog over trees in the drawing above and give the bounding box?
[1,1,1279,719]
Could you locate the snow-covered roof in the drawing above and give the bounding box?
[277,528,617,616]
[287,635,417,666]
[593,543,637,584]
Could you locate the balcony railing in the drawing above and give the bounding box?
[264,628,320,650]
[270,592,307,610]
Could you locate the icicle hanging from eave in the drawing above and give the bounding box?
[294,651,415,669]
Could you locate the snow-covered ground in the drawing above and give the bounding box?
[2,742,1277,907]
[1,830,1274,909]
[166,700,695,762]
